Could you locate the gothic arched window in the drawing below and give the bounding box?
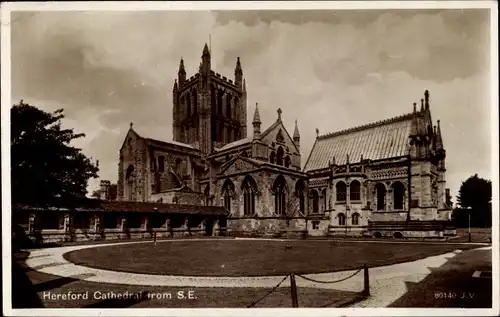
[192,89,198,115]
[338,213,346,226]
[186,94,192,118]
[226,94,232,119]
[270,151,276,164]
[126,165,135,179]
[222,179,235,212]
[352,212,360,226]
[277,146,284,166]
[350,180,361,201]
[284,156,291,168]
[273,175,287,216]
[392,182,405,210]
[242,176,257,216]
[217,90,223,115]
[310,189,319,214]
[336,181,347,202]
[295,180,306,213]
[125,165,135,201]
[375,183,386,211]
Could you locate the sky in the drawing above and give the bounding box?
[10,8,492,203]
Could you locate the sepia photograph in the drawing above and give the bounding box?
[1,1,498,316]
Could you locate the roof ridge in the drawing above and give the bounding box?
[317,112,414,140]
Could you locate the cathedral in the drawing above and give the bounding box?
[115,44,454,239]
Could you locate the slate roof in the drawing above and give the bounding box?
[304,113,414,172]
[215,138,252,151]
[144,138,196,150]
[132,127,196,150]
[13,200,228,216]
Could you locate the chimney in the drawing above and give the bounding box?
[99,180,110,200]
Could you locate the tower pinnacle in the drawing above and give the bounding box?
[252,103,261,139]
[202,43,210,57]
[293,120,300,140]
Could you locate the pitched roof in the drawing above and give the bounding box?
[145,137,196,150]
[215,138,252,151]
[304,113,413,172]
[13,200,228,216]
[130,127,197,150]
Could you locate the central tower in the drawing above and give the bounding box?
[172,44,247,156]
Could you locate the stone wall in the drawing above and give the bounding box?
[227,217,307,238]
[150,190,205,205]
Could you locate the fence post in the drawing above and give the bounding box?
[153,231,157,245]
[362,264,370,296]
[290,273,299,307]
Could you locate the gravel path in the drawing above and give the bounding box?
[24,238,491,307]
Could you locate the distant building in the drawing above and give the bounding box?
[113,44,453,239]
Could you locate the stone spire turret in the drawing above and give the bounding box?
[178,58,186,86]
[235,57,243,88]
[435,120,444,152]
[201,43,211,75]
[252,103,261,139]
[293,120,300,151]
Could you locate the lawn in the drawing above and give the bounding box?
[14,253,360,308]
[64,239,480,277]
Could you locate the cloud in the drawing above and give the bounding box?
[10,9,491,199]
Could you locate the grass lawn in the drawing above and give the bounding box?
[14,253,360,308]
[64,239,480,277]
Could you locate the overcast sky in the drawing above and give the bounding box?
[11,9,491,202]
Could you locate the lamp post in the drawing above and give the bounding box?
[467,206,472,243]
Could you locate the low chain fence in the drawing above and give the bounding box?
[245,265,370,308]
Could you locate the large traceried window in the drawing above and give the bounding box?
[336,181,347,202]
[222,179,235,212]
[295,179,306,213]
[242,176,257,216]
[350,180,361,201]
[273,175,288,216]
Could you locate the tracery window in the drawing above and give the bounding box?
[295,180,306,213]
[338,213,346,226]
[242,177,257,216]
[273,175,287,216]
[336,181,347,202]
[222,179,235,212]
[352,212,360,225]
[350,180,361,201]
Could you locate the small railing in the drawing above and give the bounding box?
[245,265,370,308]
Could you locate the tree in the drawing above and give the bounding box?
[455,174,492,227]
[11,101,99,206]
